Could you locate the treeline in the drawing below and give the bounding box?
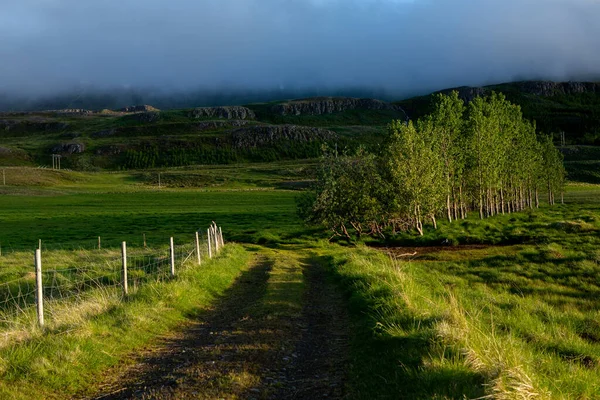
[121,142,326,169]
[301,92,566,238]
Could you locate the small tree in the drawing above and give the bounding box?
[301,146,384,240]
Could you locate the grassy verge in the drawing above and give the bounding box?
[0,244,250,399]
[326,229,600,398]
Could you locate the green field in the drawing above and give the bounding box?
[1,152,600,398]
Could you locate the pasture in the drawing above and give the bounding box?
[0,165,599,398]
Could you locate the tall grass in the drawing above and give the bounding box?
[327,235,600,398]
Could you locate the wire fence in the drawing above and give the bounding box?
[0,222,225,333]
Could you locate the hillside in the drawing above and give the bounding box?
[397,81,600,145]
[0,83,599,185]
[0,97,404,170]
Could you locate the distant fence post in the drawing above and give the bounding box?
[143,233,147,248]
[35,249,44,328]
[98,236,101,250]
[212,222,219,253]
[219,226,224,248]
[195,231,201,265]
[170,237,176,276]
[121,241,128,296]
[207,229,212,259]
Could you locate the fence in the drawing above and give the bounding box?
[0,222,225,332]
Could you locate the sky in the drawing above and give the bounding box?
[0,0,599,101]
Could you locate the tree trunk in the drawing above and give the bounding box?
[459,185,465,219]
[479,193,484,219]
[535,189,539,208]
[500,187,505,215]
[447,193,452,223]
[431,215,437,229]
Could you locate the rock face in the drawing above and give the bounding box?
[271,97,404,116]
[51,142,85,154]
[51,109,92,115]
[190,106,255,120]
[512,81,600,97]
[231,125,336,148]
[196,120,249,131]
[118,105,160,113]
[441,81,600,101]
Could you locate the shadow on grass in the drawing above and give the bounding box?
[91,256,281,399]
[318,253,487,399]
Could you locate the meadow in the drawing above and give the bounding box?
[0,163,599,398]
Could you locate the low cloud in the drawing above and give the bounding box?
[1,0,599,103]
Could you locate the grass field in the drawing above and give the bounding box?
[326,187,600,399]
[0,162,600,398]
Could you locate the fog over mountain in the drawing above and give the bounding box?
[1,0,599,109]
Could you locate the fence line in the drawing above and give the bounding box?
[0,224,226,332]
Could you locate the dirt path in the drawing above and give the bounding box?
[87,250,349,400]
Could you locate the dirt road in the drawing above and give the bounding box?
[89,250,349,399]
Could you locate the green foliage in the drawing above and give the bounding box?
[302,92,569,238]
[305,147,384,239]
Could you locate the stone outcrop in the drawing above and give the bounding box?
[515,81,600,96]
[271,97,405,117]
[118,105,160,113]
[51,142,85,154]
[231,125,336,148]
[441,81,600,100]
[190,106,255,120]
[51,109,92,115]
[196,120,249,131]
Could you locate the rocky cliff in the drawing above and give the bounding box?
[190,106,255,120]
[118,105,160,113]
[231,125,336,148]
[510,81,600,97]
[271,97,407,117]
[196,120,249,131]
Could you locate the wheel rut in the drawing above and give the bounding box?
[87,250,349,400]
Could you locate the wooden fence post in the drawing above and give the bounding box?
[143,233,147,248]
[213,226,219,253]
[121,241,128,296]
[98,236,101,250]
[170,237,175,276]
[219,226,224,248]
[35,249,44,328]
[207,229,212,259]
[195,231,201,265]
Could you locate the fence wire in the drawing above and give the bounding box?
[0,225,224,331]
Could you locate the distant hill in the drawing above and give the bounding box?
[396,81,600,145]
[0,90,598,184]
[0,97,402,171]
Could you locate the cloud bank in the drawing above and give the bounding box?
[0,0,599,102]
